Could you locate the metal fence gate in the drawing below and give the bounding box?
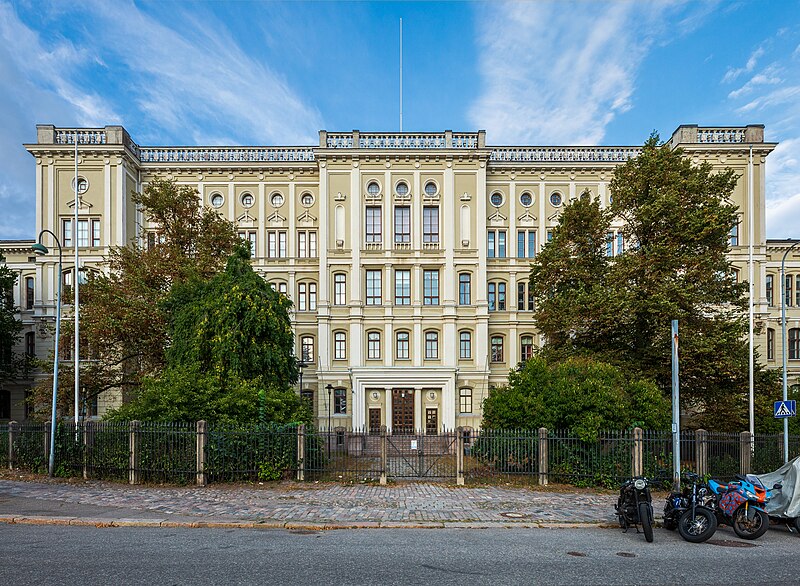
[385,431,457,479]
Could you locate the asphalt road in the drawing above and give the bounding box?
[2,524,798,585]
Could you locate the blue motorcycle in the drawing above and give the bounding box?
[707,474,776,540]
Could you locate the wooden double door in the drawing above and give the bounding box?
[392,389,414,433]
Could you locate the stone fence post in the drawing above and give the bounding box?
[196,420,207,486]
[538,427,549,486]
[632,427,643,477]
[740,431,752,475]
[129,420,141,485]
[695,429,708,477]
[296,424,305,482]
[8,421,16,469]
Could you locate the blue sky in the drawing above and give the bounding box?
[1,0,799,239]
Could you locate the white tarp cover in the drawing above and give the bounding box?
[757,456,800,518]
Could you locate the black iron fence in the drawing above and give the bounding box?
[2,421,799,488]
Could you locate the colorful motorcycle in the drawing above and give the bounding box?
[707,473,776,540]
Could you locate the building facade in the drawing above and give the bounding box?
[2,123,798,430]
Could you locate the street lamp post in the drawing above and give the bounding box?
[297,359,307,394]
[32,231,63,477]
[781,239,800,463]
[73,132,81,428]
[325,383,333,458]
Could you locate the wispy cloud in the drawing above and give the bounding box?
[727,64,782,100]
[468,2,703,145]
[722,45,765,83]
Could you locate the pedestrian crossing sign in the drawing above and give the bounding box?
[774,400,797,418]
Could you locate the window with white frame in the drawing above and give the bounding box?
[730,222,739,246]
[395,269,411,305]
[491,336,504,363]
[459,388,473,413]
[423,206,439,243]
[394,206,410,243]
[787,275,794,307]
[459,331,472,359]
[423,270,439,305]
[334,388,347,414]
[766,274,774,307]
[396,331,410,360]
[297,230,317,258]
[25,277,34,310]
[334,331,347,360]
[488,281,506,311]
[297,282,317,312]
[267,230,287,258]
[334,273,346,305]
[300,336,315,363]
[425,331,439,359]
[62,218,100,248]
[459,273,471,305]
[366,270,382,305]
[517,282,534,311]
[272,281,288,296]
[790,328,800,360]
[238,231,257,257]
[517,230,536,258]
[366,206,382,243]
[367,331,381,359]
[520,335,534,361]
[487,230,506,258]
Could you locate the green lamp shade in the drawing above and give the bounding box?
[31,243,49,255]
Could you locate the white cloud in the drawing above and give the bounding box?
[722,45,765,83]
[727,64,782,100]
[468,2,681,145]
[766,193,800,239]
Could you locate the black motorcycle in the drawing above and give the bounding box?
[663,472,717,543]
[616,475,654,542]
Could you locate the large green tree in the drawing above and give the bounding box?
[109,246,309,424]
[0,252,23,385]
[529,135,778,428]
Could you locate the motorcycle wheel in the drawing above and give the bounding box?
[638,502,654,542]
[677,508,717,543]
[732,507,769,540]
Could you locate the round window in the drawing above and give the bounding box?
[210,193,224,208]
[395,181,409,197]
[424,181,438,196]
[301,192,314,207]
[490,192,503,207]
[241,193,254,208]
[72,176,89,195]
[367,181,380,196]
[549,192,563,207]
[270,192,285,207]
[520,192,533,207]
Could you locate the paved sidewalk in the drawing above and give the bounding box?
[0,477,620,530]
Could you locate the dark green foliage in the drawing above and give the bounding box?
[0,252,23,384]
[481,356,670,440]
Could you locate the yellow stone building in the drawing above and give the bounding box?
[1,123,798,430]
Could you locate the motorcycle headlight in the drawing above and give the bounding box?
[634,479,646,490]
[745,490,757,500]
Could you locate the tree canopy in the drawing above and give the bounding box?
[0,252,23,385]
[528,135,778,430]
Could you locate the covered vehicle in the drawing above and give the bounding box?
[756,456,800,532]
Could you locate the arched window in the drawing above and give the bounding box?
[520,335,534,361]
[333,273,347,305]
[425,331,439,360]
[459,273,471,305]
[334,331,346,360]
[488,281,506,311]
[300,336,315,363]
[459,331,472,359]
[491,336,504,363]
[790,328,800,360]
[297,282,317,311]
[396,331,410,360]
[367,331,381,360]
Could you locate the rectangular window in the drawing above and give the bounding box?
[366,270,382,305]
[395,270,411,305]
[366,206,382,243]
[460,388,473,414]
[730,223,739,246]
[77,219,89,247]
[297,230,317,258]
[616,233,624,255]
[394,206,410,243]
[62,219,72,247]
[546,230,554,243]
[298,283,307,312]
[423,270,439,305]
[308,283,317,311]
[796,275,800,307]
[367,332,381,359]
[606,232,615,257]
[766,275,773,306]
[459,273,471,305]
[425,331,439,359]
[423,206,439,243]
[790,328,800,361]
[459,332,472,359]
[487,231,495,259]
[488,282,506,311]
[491,336,504,363]
[334,332,346,360]
[767,328,775,361]
[518,283,526,311]
[334,388,347,414]
[787,275,794,308]
[91,219,101,247]
[396,332,409,360]
[334,274,346,306]
[25,277,34,310]
[487,230,506,258]
[267,230,287,258]
[488,282,496,312]
[25,331,35,358]
[301,337,315,363]
[238,231,257,257]
[521,336,534,361]
[517,230,536,258]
